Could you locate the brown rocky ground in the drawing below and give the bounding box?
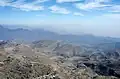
[0,40,119,79]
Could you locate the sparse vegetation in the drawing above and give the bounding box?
[0,40,120,79]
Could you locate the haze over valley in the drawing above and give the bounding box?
[0,0,120,79]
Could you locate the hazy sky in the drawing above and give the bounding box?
[0,0,120,37]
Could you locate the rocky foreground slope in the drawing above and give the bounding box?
[0,40,120,79]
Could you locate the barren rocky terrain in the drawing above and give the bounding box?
[0,40,120,79]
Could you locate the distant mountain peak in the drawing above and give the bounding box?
[0,25,120,45]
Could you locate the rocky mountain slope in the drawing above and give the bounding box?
[0,40,120,79]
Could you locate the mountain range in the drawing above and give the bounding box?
[0,25,120,45]
[1,25,120,78]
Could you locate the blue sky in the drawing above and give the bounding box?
[0,0,120,37]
